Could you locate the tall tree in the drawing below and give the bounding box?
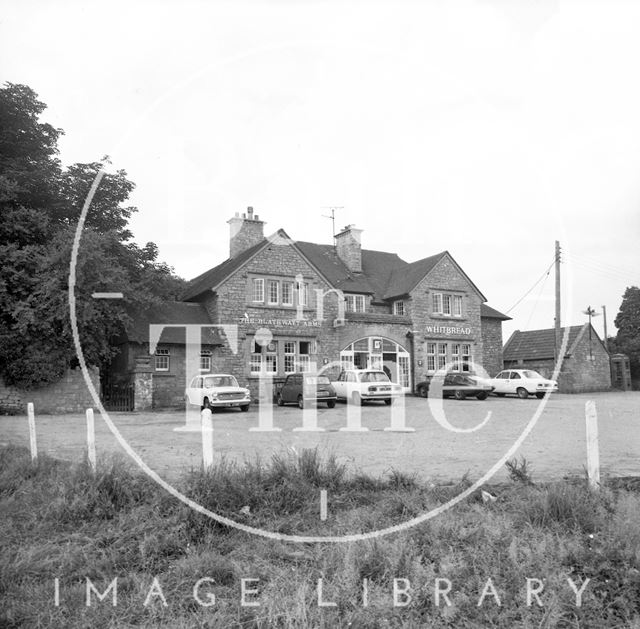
[0,82,185,389]
[613,286,640,383]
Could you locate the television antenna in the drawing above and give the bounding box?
[582,305,600,360]
[322,206,343,245]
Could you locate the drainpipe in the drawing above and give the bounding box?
[406,330,415,393]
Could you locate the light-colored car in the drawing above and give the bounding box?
[185,374,251,411]
[490,369,558,399]
[332,369,403,405]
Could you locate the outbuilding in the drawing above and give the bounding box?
[503,323,612,393]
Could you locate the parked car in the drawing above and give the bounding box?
[185,374,251,411]
[276,373,337,409]
[490,369,558,399]
[331,369,402,405]
[415,373,494,400]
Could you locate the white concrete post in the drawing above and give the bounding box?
[201,408,214,471]
[585,400,600,490]
[340,395,368,432]
[384,395,415,432]
[249,370,281,432]
[27,402,37,462]
[86,408,96,473]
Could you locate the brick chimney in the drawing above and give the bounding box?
[227,207,265,258]
[335,224,363,273]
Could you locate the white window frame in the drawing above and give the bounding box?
[426,343,436,372]
[252,278,264,303]
[296,280,308,307]
[282,281,293,306]
[393,300,405,316]
[267,279,279,305]
[345,294,366,313]
[200,350,212,372]
[284,341,296,373]
[155,348,170,372]
[432,293,443,314]
[432,292,463,317]
[453,295,463,317]
[461,344,472,372]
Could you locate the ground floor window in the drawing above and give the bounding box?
[340,336,411,390]
[154,348,170,371]
[424,341,474,374]
[200,350,212,372]
[251,336,315,375]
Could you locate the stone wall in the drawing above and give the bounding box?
[410,255,485,378]
[481,318,505,376]
[0,367,100,415]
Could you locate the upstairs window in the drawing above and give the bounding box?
[252,278,264,302]
[393,300,405,316]
[267,280,279,305]
[345,294,366,313]
[432,292,463,317]
[200,350,212,372]
[282,281,293,306]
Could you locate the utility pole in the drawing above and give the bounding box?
[602,305,609,352]
[582,306,599,360]
[554,240,562,362]
[322,207,343,246]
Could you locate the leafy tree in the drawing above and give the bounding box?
[0,82,186,388]
[613,286,640,383]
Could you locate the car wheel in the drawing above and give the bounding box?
[476,392,488,401]
[351,392,363,406]
[495,393,506,397]
[327,400,336,409]
[384,398,392,406]
[535,392,545,399]
[240,404,249,412]
[516,387,529,399]
[277,393,285,407]
[417,386,428,398]
[454,390,466,401]
[297,395,304,409]
[200,397,210,411]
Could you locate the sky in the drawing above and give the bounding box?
[2,0,639,343]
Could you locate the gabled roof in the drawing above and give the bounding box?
[126,302,220,345]
[182,238,268,301]
[480,303,511,320]
[295,242,407,301]
[503,324,593,361]
[183,232,489,306]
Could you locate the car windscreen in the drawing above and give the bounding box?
[305,376,331,385]
[204,376,238,388]
[522,371,542,379]
[360,372,390,383]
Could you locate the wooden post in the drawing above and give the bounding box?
[86,408,96,473]
[27,402,37,463]
[201,408,214,471]
[585,400,600,489]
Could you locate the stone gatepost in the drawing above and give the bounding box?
[131,355,153,411]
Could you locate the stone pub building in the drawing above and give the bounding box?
[149,208,510,402]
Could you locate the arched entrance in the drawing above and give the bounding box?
[340,337,411,392]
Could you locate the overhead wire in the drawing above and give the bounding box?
[505,257,555,315]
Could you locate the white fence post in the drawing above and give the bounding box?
[585,400,600,490]
[86,408,96,473]
[27,402,37,463]
[201,408,214,471]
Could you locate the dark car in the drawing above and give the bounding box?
[415,373,494,400]
[276,373,337,409]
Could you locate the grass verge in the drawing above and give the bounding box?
[1,444,640,627]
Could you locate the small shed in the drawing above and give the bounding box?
[503,323,611,393]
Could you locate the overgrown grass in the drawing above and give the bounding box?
[1,444,640,627]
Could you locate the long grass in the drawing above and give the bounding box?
[1,444,640,627]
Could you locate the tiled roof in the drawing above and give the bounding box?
[480,303,511,320]
[295,241,408,301]
[503,325,585,361]
[126,302,220,345]
[182,238,268,301]
[383,253,446,299]
[183,230,489,307]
